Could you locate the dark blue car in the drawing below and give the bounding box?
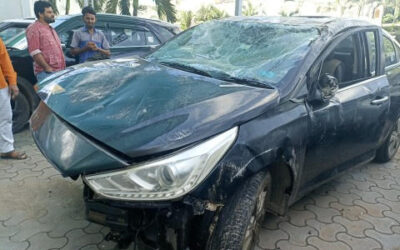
[31,17,400,250]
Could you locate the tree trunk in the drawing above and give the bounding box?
[66,0,70,14]
[133,0,138,16]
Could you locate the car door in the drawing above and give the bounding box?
[383,34,400,133]
[301,29,390,189]
[107,23,160,58]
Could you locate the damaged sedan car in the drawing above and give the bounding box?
[31,16,400,250]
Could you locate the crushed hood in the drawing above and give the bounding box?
[37,57,279,160]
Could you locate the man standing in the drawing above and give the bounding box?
[0,38,27,160]
[26,1,66,83]
[70,6,110,63]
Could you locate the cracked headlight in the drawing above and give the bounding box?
[83,127,238,201]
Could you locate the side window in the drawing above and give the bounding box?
[320,34,362,88]
[383,36,397,67]
[156,26,175,40]
[365,31,377,76]
[109,27,146,47]
[59,24,107,47]
[145,31,160,45]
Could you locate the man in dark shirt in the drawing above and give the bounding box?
[70,6,110,63]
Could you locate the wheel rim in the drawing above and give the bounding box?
[242,188,267,250]
[388,121,400,159]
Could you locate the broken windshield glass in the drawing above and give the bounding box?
[148,19,320,86]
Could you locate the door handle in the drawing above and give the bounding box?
[371,96,389,105]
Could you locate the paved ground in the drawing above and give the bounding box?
[1,130,400,250]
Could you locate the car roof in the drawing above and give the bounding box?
[59,13,176,29]
[2,13,176,29]
[1,18,35,24]
[223,16,377,36]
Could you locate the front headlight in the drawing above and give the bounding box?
[83,127,238,201]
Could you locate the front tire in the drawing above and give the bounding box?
[11,77,38,133]
[207,171,270,250]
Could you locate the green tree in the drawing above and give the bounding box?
[195,5,228,23]
[65,0,70,14]
[48,0,59,15]
[76,0,106,12]
[243,1,258,16]
[179,10,193,30]
[104,0,176,22]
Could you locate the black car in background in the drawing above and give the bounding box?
[0,14,179,132]
[31,17,400,249]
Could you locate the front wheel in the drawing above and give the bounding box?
[375,119,400,162]
[207,171,270,250]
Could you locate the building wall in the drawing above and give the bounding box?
[0,0,34,21]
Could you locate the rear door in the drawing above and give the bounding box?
[301,28,390,189]
[382,34,400,136]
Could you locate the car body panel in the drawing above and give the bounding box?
[33,57,279,175]
[30,17,400,249]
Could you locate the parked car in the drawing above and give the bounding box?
[30,16,400,250]
[0,14,179,132]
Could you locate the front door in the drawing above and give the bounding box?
[301,29,390,190]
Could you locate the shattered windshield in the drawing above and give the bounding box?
[148,19,319,86]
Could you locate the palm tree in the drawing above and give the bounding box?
[65,0,70,14]
[179,10,193,30]
[243,2,258,16]
[48,0,59,15]
[104,0,176,22]
[195,5,228,23]
[76,0,107,13]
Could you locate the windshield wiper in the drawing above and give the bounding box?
[159,61,212,77]
[213,73,275,89]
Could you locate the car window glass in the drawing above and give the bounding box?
[0,27,25,43]
[157,26,174,40]
[109,27,145,47]
[395,43,400,62]
[148,21,320,86]
[384,36,397,67]
[320,34,362,88]
[366,31,377,76]
[145,31,159,45]
[59,25,106,46]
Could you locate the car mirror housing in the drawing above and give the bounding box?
[308,73,338,104]
[318,73,338,101]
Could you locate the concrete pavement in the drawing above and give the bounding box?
[1,130,400,249]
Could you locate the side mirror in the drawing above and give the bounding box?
[318,73,338,101]
[307,73,338,104]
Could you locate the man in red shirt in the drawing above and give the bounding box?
[26,1,66,83]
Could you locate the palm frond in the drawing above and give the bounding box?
[76,0,84,8]
[94,0,106,12]
[179,10,192,30]
[105,0,118,13]
[154,0,177,23]
[48,0,59,15]
[119,0,131,15]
